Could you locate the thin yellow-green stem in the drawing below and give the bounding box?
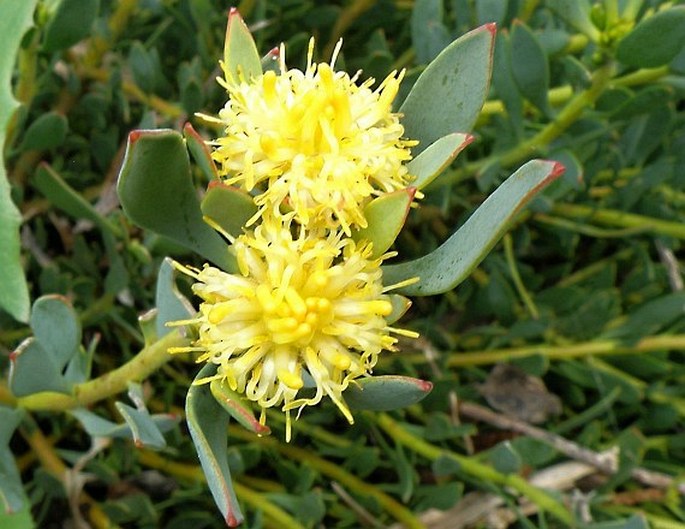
[438,63,615,186]
[16,329,188,411]
[533,212,650,238]
[551,203,685,239]
[503,234,539,319]
[394,334,685,367]
[20,415,121,529]
[375,413,574,525]
[229,427,426,529]
[137,450,303,529]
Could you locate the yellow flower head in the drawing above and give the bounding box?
[208,39,417,234]
[172,217,416,440]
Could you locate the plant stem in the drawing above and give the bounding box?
[20,415,120,529]
[551,203,685,239]
[16,329,188,411]
[137,450,304,529]
[375,413,574,525]
[229,427,427,529]
[503,234,540,319]
[395,334,685,367]
[438,63,616,186]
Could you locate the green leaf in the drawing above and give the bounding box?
[383,159,564,296]
[9,339,70,397]
[0,447,26,517]
[70,408,178,444]
[546,0,600,42]
[43,0,100,52]
[345,375,433,411]
[155,258,195,339]
[616,7,685,68]
[511,21,551,116]
[387,294,412,324]
[352,188,415,258]
[492,30,524,138]
[489,441,522,474]
[33,163,121,236]
[200,183,257,239]
[408,133,473,189]
[114,403,169,449]
[117,129,234,271]
[0,0,36,322]
[184,123,218,181]
[210,379,271,436]
[29,295,81,370]
[400,23,495,155]
[19,112,68,151]
[410,0,451,63]
[186,364,243,527]
[222,8,261,85]
[476,0,508,26]
[0,496,34,528]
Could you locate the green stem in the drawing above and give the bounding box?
[230,428,426,529]
[397,334,685,367]
[376,413,574,525]
[16,329,187,411]
[137,450,304,529]
[551,203,685,239]
[533,212,650,238]
[438,63,615,186]
[503,234,539,319]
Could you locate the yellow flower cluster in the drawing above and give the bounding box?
[175,38,418,439]
[206,39,417,234]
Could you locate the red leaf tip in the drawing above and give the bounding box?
[483,22,497,36]
[418,380,434,393]
[228,7,239,16]
[549,161,566,179]
[226,512,241,527]
[128,130,143,143]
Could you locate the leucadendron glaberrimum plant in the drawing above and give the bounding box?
[114,10,564,524]
[4,8,565,527]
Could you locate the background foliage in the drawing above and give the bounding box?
[1,0,685,528]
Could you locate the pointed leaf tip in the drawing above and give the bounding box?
[484,22,497,35]
[383,159,564,296]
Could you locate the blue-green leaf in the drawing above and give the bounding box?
[616,7,685,68]
[114,403,168,449]
[346,376,433,411]
[353,188,415,258]
[9,338,70,397]
[155,258,195,339]
[0,447,26,517]
[546,0,600,42]
[33,163,121,236]
[408,133,473,189]
[411,0,451,63]
[186,364,243,527]
[184,122,218,181]
[70,408,178,444]
[19,112,68,151]
[210,379,271,436]
[387,294,412,325]
[29,295,81,370]
[222,8,261,85]
[0,0,37,322]
[200,183,257,239]
[43,0,100,52]
[510,21,551,116]
[383,159,564,295]
[117,129,234,271]
[400,23,495,155]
